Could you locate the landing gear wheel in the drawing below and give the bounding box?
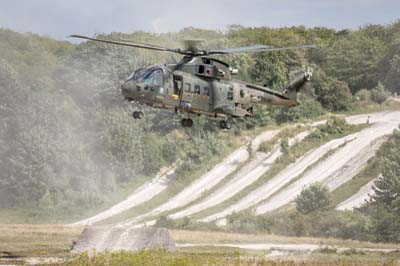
[181,118,193,128]
[219,120,232,129]
[132,111,144,119]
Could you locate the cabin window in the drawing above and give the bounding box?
[227,87,233,101]
[154,70,163,86]
[173,75,182,95]
[194,85,201,95]
[204,87,210,96]
[184,83,191,93]
[198,65,205,74]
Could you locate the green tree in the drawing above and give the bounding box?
[295,183,331,215]
[362,130,400,242]
[313,70,353,111]
[371,130,400,210]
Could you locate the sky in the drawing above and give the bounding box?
[0,0,399,40]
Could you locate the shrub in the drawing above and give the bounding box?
[308,117,351,140]
[280,138,289,154]
[295,183,331,215]
[275,98,325,124]
[355,89,371,101]
[313,70,353,111]
[370,82,389,104]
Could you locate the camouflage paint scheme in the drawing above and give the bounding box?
[70,35,313,128]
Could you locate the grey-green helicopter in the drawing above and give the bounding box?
[70,35,315,129]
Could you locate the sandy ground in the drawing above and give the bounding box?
[336,178,378,210]
[72,165,178,225]
[119,129,281,226]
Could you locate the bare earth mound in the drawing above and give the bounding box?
[72,226,176,253]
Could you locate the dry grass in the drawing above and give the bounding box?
[64,249,400,266]
[0,224,83,257]
[0,225,399,265]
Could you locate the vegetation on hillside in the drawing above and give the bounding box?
[295,183,331,215]
[0,20,400,222]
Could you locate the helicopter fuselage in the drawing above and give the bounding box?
[69,34,315,128]
[121,56,307,120]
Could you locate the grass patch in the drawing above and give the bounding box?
[0,224,399,265]
[63,249,400,266]
[0,224,83,257]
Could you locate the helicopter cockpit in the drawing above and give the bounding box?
[122,67,166,101]
[128,67,164,87]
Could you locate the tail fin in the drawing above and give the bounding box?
[282,68,313,103]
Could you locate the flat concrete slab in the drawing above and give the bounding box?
[72,226,176,253]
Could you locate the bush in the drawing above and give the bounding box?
[370,82,389,104]
[355,89,371,101]
[308,117,351,140]
[295,183,331,215]
[280,138,289,154]
[313,70,353,111]
[275,98,325,124]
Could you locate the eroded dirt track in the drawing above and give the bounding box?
[72,111,400,227]
[73,165,177,225]
[120,130,281,226]
[168,131,309,220]
[255,112,399,215]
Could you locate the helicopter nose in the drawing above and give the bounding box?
[121,80,135,99]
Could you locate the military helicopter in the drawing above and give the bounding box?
[70,34,315,129]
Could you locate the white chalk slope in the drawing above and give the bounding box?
[73,111,399,227]
[120,129,281,226]
[73,165,177,225]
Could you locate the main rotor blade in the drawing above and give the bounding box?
[69,34,180,54]
[209,44,317,55]
[208,45,272,54]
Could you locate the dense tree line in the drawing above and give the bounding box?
[0,20,399,222]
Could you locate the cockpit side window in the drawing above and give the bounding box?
[132,68,146,80]
[153,70,163,87]
[143,69,163,87]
